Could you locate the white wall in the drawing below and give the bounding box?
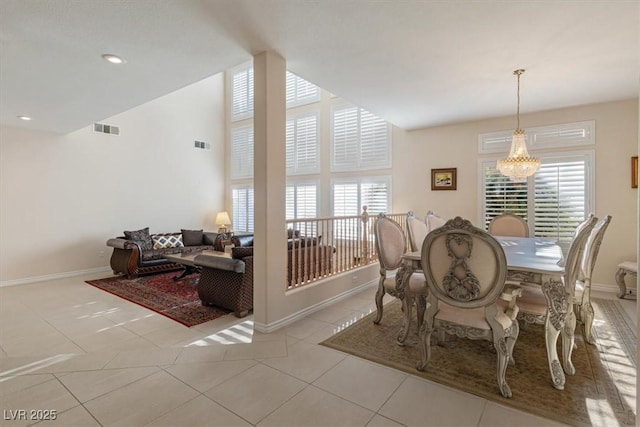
[393,99,638,286]
[0,74,226,283]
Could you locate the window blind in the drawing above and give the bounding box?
[231,125,254,179]
[232,186,254,232]
[286,113,319,175]
[534,159,587,245]
[331,104,391,172]
[286,71,320,108]
[231,66,253,121]
[481,152,592,252]
[332,177,390,239]
[286,183,318,219]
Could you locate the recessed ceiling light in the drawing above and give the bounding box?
[17,115,31,121]
[101,54,126,64]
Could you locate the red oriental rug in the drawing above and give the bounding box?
[86,272,231,327]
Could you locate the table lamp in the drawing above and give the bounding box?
[215,211,231,233]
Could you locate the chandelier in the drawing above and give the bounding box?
[497,69,540,182]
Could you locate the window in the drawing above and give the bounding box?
[232,186,254,232]
[286,182,318,220]
[331,104,391,171]
[286,112,319,175]
[231,65,253,121]
[332,177,390,239]
[481,151,593,250]
[332,177,390,216]
[231,125,254,179]
[286,71,320,108]
[478,121,595,153]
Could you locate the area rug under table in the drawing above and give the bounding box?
[321,298,636,427]
[86,272,231,327]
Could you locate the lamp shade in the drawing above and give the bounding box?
[215,211,231,226]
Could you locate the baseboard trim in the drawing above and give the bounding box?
[253,279,378,333]
[0,267,112,288]
[591,282,620,294]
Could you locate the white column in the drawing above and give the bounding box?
[252,51,287,327]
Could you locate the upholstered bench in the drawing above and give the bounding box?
[615,261,638,299]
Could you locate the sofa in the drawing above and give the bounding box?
[107,227,225,278]
[230,232,335,287]
[192,232,335,317]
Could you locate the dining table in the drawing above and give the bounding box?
[398,236,572,390]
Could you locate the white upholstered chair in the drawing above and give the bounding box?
[488,212,529,237]
[406,211,429,252]
[373,214,426,342]
[418,217,521,398]
[425,210,446,232]
[576,215,612,344]
[514,214,597,376]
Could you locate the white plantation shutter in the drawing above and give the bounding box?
[286,71,320,107]
[478,121,594,153]
[332,106,359,171]
[360,110,391,169]
[331,104,391,171]
[286,113,319,175]
[231,125,253,179]
[332,177,390,238]
[232,186,254,232]
[361,181,389,215]
[285,183,318,219]
[232,66,253,121]
[481,151,592,252]
[333,182,359,217]
[534,157,588,247]
[286,182,318,235]
[483,163,529,229]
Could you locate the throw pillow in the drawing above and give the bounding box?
[181,229,204,246]
[152,234,184,249]
[231,247,254,259]
[124,227,153,251]
[287,228,301,239]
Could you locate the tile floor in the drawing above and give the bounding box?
[0,272,636,427]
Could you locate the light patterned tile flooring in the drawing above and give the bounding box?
[0,273,635,426]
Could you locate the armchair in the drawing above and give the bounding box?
[418,216,521,398]
[194,253,253,318]
[488,212,529,237]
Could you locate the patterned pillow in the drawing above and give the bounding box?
[124,227,153,251]
[152,234,184,249]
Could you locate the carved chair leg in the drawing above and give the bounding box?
[495,337,512,398]
[416,320,433,371]
[561,311,577,376]
[373,282,385,325]
[581,301,596,345]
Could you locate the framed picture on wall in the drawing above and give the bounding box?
[632,156,638,189]
[431,168,457,191]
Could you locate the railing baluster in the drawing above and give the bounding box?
[284,212,407,290]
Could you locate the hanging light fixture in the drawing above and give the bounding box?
[497,69,540,182]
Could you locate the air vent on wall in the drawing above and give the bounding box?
[94,123,120,136]
[194,140,211,150]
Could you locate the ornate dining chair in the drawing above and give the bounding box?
[425,210,446,232]
[406,211,429,252]
[418,216,522,398]
[488,212,529,237]
[575,215,612,344]
[514,214,597,376]
[373,214,426,342]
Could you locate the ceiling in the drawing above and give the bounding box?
[1,0,638,134]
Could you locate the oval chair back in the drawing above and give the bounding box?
[488,212,529,237]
